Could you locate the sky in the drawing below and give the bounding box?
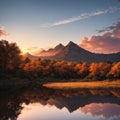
[0,0,120,54]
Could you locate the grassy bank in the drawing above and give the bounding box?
[43,80,120,89]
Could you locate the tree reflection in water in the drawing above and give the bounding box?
[0,87,120,120]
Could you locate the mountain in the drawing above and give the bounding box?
[53,41,120,62]
[22,52,39,60]
[53,41,94,62]
[38,43,64,57]
[23,41,120,62]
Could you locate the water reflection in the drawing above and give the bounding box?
[0,87,120,120]
[18,103,120,120]
[80,103,120,119]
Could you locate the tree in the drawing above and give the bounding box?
[74,62,89,78]
[98,62,111,78]
[0,40,22,73]
[109,62,120,78]
[89,62,111,80]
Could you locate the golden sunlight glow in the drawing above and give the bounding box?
[21,49,30,54]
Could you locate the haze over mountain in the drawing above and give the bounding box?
[23,41,120,62]
[38,43,64,56]
[23,52,38,60]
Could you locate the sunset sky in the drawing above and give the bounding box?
[0,0,120,54]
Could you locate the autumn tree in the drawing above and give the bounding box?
[0,40,21,73]
[74,62,89,78]
[109,62,120,78]
[89,62,111,80]
[98,62,111,78]
[22,60,42,78]
[53,61,67,78]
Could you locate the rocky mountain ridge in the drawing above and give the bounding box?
[23,41,120,62]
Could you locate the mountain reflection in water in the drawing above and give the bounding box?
[0,87,120,120]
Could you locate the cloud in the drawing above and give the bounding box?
[42,7,120,28]
[98,21,120,38]
[80,21,120,54]
[0,26,9,37]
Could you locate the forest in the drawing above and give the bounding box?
[0,40,120,81]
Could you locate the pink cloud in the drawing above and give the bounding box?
[80,22,120,54]
[0,26,9,37]
[98,21,120,38]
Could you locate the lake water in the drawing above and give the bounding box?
[0,87,120,120]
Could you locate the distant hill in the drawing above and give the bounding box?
[22,52,38,60]
[38,43,64,57]
[23,41,120,62]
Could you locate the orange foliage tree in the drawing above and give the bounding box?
[109,62,120,78]
[89,62,111,80]
[74,62,89,78]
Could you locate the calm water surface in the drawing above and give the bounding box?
[0,87,120,120]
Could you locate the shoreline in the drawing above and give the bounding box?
[0,78,120,90]
[43,80,120,89]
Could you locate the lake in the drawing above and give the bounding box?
[0,87,120,120]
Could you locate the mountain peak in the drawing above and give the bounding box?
[58,43,64,46]
[66,41,79,49]
[22,41,120,62]
[68,41,76,46]
[55,43,64,49]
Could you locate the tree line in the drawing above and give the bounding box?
[0,40,120,80]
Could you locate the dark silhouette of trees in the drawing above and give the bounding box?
[0,40,22,74]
